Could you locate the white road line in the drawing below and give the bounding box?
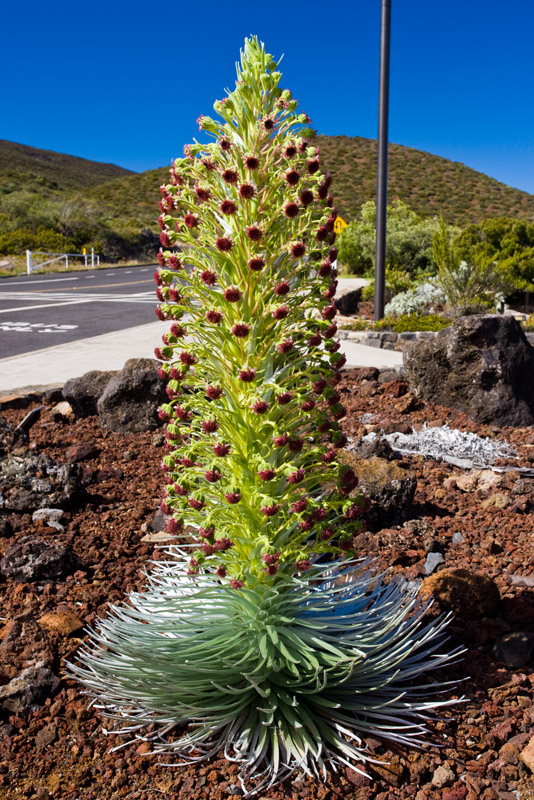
[125,270,132,273]
[0,299,92,314]
[85,275,95,279]
[140,269,148,272]
[2,277,80,286]
[106,272,116,275]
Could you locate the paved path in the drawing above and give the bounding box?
[0,321,403,395]
[0,265,157,358]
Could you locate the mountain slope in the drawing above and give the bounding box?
[0,140,134,195]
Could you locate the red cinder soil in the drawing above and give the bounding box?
[1,369,533,800]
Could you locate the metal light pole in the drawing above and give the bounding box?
[374,0,391,321]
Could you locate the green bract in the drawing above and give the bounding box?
[70,36,462,794]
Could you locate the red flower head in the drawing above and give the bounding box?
[166,196,175,211]
[285,169,300,186]
[170,367,184,379]
[155,287,165,302]
[322,449,337,463]
[219,137,232,152]
[238,368,256,382]
[317,183,329,200]
[276,391,293,405]
[220,199,237,215]
[231,323,251,337]
[202,419,219,433]
[155,306,166,320]
[201,543,216,556]
[316,225,329,242]
[222,169,238,184]
[184,213,199,229]
[277,338,293,354]
[169,254,183,269]
[299,189,314,206]
[287,469,306,485]
[307,333,321,347]
[332,431,348,449]
[273,433,288,447]
[179,351,197,366]
[298,519,313,531]
[160,232,171,247]
[154,346,165,361]
[212,443,230,456]
[199,525,215,539]
[160,500,170,515]
[157,250,166,267]
[206,384,223,399]
[180,457,195,468]
[339,468,358,493]
[272,305,289,320]
[290,241,306,258]
[239,183,255,199]
[261,116,275,130]
[274,280,290,296]
[158,407,171,421]
[329,247,338,261]
[159,185,167,196]
[251,399,269,414]
[200,269,217,285]
[214,537,233,551]
[332,403,346,420]
[262,552,280,566]
[168,288,183,303]
[224,286,243,302]
[246,225,263,241]
[321,304,337,320]
[307,158,320,174]
[158,215,165,230]
[188,497,205,510]
[296,559,311,571]
[300,399,315,412]
[204,469,222,483]
[283,143,297,158]
[319,260,332,277]
[201,158,217,171]
[216,565,227,578]
[174,405,190,421]
[206,309,223,324]
[288,437,304,453]
[284,202,299,218]
[166,517,183,535]
[245,155,259,170]
[230,579,244,589]
[258,469,276,481]
[171,322,187,338]
[324,323,338,337]
[261,504,280,517]
[225,492,241,504]
[158,366,168,380]
[248,256,265,271]
[216,236,234,252]
[313,378,327,394]
[174,483,187,496]
[291,499,308,513]
[195,183,211,202]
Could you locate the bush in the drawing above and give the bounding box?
[374,313,451,332]
[384,281,445,317]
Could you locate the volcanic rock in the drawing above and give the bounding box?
[420,568,501,619]
[492,631,534,669]
[403,314,534,426]
[0,451,82,512]
[0,663,60,714]
[97,358,167,433]
[0,612,54,679]
[340,452,417,530]
[0,536,76,582]
[62,370,117,418]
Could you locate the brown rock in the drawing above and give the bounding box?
[38,609,84,636]
[371,755,405,787]
[420,568,501,619]
[65,442,99,462]
[519,736,534,772]
[0,612,54,679]
[35,722,57,751]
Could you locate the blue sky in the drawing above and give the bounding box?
[2,0,534,195]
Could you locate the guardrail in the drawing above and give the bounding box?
[26,248,100,274]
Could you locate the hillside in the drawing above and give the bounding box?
[317,135,534,224]
[0,140,133,195]
[83,134,534,229]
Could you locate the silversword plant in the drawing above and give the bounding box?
[71,37,462,795]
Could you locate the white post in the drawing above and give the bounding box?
[84,253,88,267]
[91,247,95,268]
[66,255,69,270]
[97,255,100,266]
[26,249,32,274]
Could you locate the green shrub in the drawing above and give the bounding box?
[374,313,451,332]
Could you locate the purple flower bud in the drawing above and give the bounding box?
[284,202,299,218]
[215,537,233,551]
[322,449,337,463]
[155,287,165,302]
[199,526,215,539]
[277,391,293,405]
[220,199,237,214]
[216,565,227,578]
[248,256,265,271]
[179,351,197,366]
[316,225,329,242]
[258,469,276,481]
[225,492,241,504]
[321,304,337,320]
[166,518,183,534]
[246,225,263,241]
[200,270,218,285]
[296,559,311,571]
[160,500,170,515]
[283,143,297,158]
[212,443,230,456]
[219,137,232,152]
[155,306,166,320]
[184,213,199,229]
[273,433,288,447]
[324,323,338,338]
[287,468,305,484]
[261,504,280,517]
[188,497,205,510]
[216,236,234,252]
[285,169,300,186]
[298,518,313,531]
[307,158,320,174]
[288,437,303,453]
[274,280,290,296]
[239,183,255,199]
[291,499,308,513]
[307,333,321,347]
[204,469,222,483]
[245,156,259,170]
[272,305,289,320]
[206,384,223,399]
[201,543,216,555]
[171,323,187,338]
[206,309,223,324]
[238,368,256,382]
[180,457,194,468]
[202,419,219,433]
[224,286,243,302]
[222,169,238,184]
[232,323,251,337]
[276,337,293,354]
[313,378,327,394]
[230,579,244,589]
[300,189,314,206]
[252,400,269,414]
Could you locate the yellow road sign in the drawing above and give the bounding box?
[334,217,348,234]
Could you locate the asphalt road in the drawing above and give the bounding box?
[0,265,159,358]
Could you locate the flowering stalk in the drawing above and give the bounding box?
[71,37,460,793]
[155,36,361,586]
